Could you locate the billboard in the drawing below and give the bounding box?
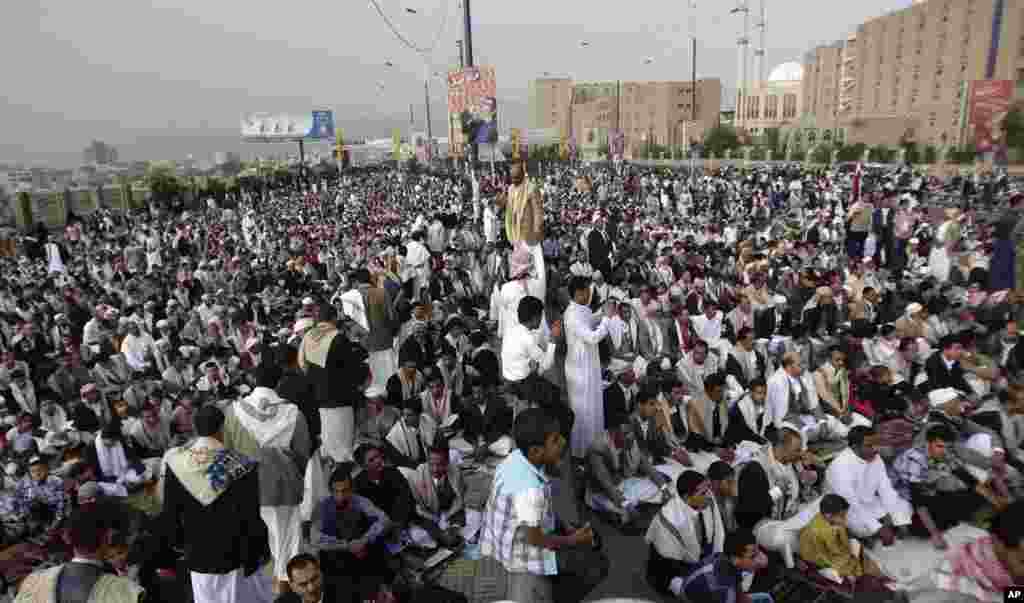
[969,80,1012,153]
[447,66,498,157]
[241,110,335,142]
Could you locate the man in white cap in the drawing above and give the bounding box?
[222,368,311,595]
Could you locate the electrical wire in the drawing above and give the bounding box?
[368,0,452,60]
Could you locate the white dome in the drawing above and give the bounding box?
[768,62,804,82]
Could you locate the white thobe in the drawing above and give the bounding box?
[825,447,912,537]
[564,302,610,458]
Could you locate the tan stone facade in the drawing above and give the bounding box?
[802,0,1024,148]
[529,78,722,156]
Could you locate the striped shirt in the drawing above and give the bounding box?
[479,449,557,575]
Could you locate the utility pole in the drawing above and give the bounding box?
[463,0,476,165]
[424,79,433,161]
[456,40,464,69]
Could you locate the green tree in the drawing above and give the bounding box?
[811,144,833,164]
[1005,105,1024,152]
[922,145,939,164]
[837,143,867,163]
[703,125,741,157]
[869,145,894,163]
[760,128,782,155]
[145,165,180,203]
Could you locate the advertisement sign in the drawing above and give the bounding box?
[447,66,499,155]
[392,129,402,161]
[241,110,336,141]
[970,80,1012,153]
[511,128,522,161]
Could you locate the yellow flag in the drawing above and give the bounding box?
[560,134,569,160]
[392,129,402,161]
[511,128,521,161]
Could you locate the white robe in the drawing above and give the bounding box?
[564,302,610,458]
[824,447,912,538]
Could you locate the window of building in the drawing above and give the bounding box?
[783,93,798,119]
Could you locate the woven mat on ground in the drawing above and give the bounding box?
[435,557,507,603]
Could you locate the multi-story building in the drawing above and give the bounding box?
[802,0,1024,147]
[529,78,722,157]
[736,62,805,138]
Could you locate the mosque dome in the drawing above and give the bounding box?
[768,62,804,82]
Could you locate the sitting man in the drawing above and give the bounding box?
[645,471,727,597]
[632,384,677,465]
[676,529,770,603]
[84,423,150,495]
[314,462,394,603]
[724,377,772,447]
[3,455,67,540]
[767,351,848,447]
[385,397,433,469]
[735,424,821,567]
[420,372,460,436]
[927,500,1024,602]
[893,423,1007,550]
[451,377,514,458]
[825,425,912,544]
[685,373,736,464]
[354,443,415,536]
[918,387,1004,479]
[127,401,174,460]
[798,493,887,589]
[407,443,466,548]
[355,385,399,451]
[585,410,671,525]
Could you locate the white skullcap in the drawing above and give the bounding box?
[365,385,386,399]
[905,303,924,316]
[928,388,962,407]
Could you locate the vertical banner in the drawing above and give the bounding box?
[559,134,569,160]
[447,66,499,156]
[511,128,521,161]
[392,129,402,161]
[970,80,1012,154]
[335,128,344,162]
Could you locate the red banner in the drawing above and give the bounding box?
[970,80,1012,153]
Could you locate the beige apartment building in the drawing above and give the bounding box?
[801,0,1024,147]
[735,62,806,139]
[529,78,722,157]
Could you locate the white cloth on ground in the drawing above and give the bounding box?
[319,407,355,463]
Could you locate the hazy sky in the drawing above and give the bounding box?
[2,0,908,165]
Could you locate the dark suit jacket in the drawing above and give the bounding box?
[723,350,766,392]
[734,461,774,531]
[630,415,672,464]
[460,399,512,445]
[923,351,973,394]
[587,229,610,272]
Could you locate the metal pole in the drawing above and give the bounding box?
[298,139,305,186]
[463,0,476,166]
[425,79,433,162]
[692,37,697,124]
[456,40,464,69]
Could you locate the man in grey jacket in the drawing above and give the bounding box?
[223,368,312,595]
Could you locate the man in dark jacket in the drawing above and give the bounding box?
[923,333,973,395]
[298,304,370,464]
[161,404,271,603]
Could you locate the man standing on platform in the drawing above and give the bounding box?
[500,160,546,295]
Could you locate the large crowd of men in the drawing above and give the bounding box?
[2,158,1024,603]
